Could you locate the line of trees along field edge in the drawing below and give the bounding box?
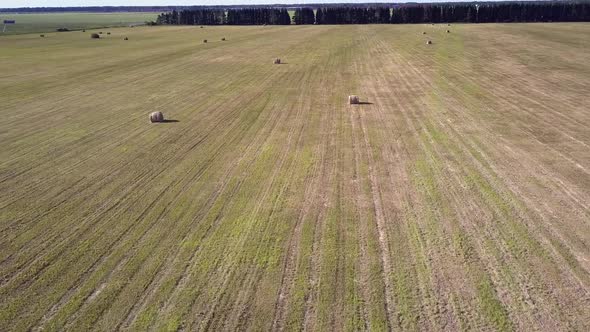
[155,2,590,25]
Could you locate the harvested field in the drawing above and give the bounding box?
[0,12,157,35]
[1,23,590,331]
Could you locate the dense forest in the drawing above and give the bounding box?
[293,8,316,25]
[156,1,590,25]
[3,2,589,24]
[157,8,291,25]
[390,2,590,23]
[1,3,392,13]
[226,8,291,25]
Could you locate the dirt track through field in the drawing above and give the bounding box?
[1,23,590,331]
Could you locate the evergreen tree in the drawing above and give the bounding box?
[293,8,315,25]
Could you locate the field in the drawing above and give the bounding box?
[0,12,157,35]
[1,23,590,331]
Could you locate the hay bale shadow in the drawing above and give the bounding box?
[357,101,373,105]
[161,119,179,123]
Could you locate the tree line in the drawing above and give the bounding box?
[156,2,590,25]
[391,2,590,23]
[226,9,291,25]
[157,8,291,25]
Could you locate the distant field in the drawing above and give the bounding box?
[1,24,589,331]
[0,12,158,35]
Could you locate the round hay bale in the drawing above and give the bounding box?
[273,58,281,64]
[124,37,129,40]
[203,39,207,43]
[91,33,100,39]
[426,40,432,45]
[149,111,164,123]
[221,37,226,41]
[422,31,426,35]
[446,30,450,33]
[349,95,359,105]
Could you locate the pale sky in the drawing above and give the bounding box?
[1,0,456,9]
